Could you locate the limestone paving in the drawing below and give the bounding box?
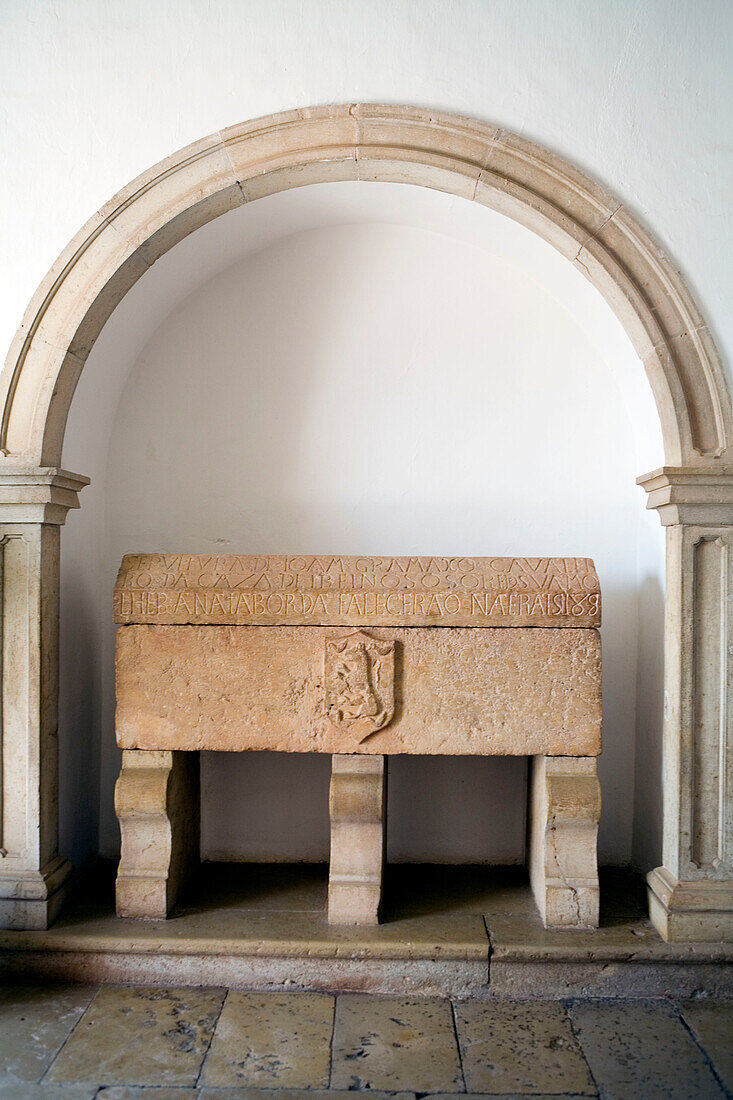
[2,978,732,1097]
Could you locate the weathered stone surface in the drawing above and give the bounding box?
[680,1001,733,1092]
[0,1084,98,1099]
[454,1000,595,1095]
[47,986,225,1086]
[97,1090,195,1100]
[115,626,601,756]
[328,755,386,925]
[0,983,96,1085]
[114,554,601,628]
[114,749,199,919]
[200,991,334,1088]
[199,1092,414,1100]
[529,756,601,928]
[570,1001,726,1100]
[331,995,463,1093]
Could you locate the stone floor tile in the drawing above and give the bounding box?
[454,1001,596,1095]
[331,994,463,1093]
[0,1085,97,1099]
[198,1091,415,1099]
[46,985,225,1087]
[96,1089,198,1099]
[199,991,334,1089]
[0,984,97,1085]
[680,1000,733,1092]
[570,1000,727,1100]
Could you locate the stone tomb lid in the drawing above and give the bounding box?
[114,554,601,628]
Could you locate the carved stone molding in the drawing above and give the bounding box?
[637,467,733,526]
[0,106,729,467]
[640,467,733,941]
[0,468,87,928]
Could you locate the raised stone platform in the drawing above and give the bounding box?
[1,865,730,999]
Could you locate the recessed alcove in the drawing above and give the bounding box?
[57,180,664,882]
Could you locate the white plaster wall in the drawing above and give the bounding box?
[2,0,731,388]
[5,0,725,870]
[60,183,664,867]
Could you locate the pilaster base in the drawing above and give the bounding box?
[647,867,733,943]
[0,855,72,930]
[328,754,386,925]
[528,756,600,929]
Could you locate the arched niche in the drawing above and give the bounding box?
[0,105,730,941]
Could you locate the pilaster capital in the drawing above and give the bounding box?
[0,467,89,525]
[637,466,733,527]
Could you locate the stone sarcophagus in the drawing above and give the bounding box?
[113,555,602,928]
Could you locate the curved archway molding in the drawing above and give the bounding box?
[0,105,731,940]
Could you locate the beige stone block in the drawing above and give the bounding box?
[222,105,359,183]
[353,103,500,169]
[574,231,666,368]
[200,991,334,1089]
[454,1000,596,1095]
[47,986,225,1086]
[331,995,462,1093]
[0,983,96,1085]
[0,520,78,930]
[199,1092,413,1100]
[97,1091,195,1100]
[115,626,601,757]
[680,1001,733,1092]
[114,554,601,628]
[356,149,479,198]
[239,155,359,200]
[136,182,246,267]
[569,1001,726,1099]
[328,754,386,924]
[15,214,142,367]
[115,749,199,918]
[529,756,600,928]
[484,128,620,232]
[97,134,239,253]
[475,169,585,261]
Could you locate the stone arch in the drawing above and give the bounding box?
[0,105,730,940]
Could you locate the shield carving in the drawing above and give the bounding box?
[325,630,395,742]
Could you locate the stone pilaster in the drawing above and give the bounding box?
[639,467,733,941]
[528,755,601,928]
[328,754,386,924]
[115,749,200,919]
[0,467,88,929]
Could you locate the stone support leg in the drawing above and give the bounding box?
[0,469,87,929]
[115,749,200,919]
[528,756,601,929]
[328,754,386,925]
[640,470,733,942]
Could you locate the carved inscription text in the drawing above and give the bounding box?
[114,554,601,627]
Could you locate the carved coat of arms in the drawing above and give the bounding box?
[324,630,395,742]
